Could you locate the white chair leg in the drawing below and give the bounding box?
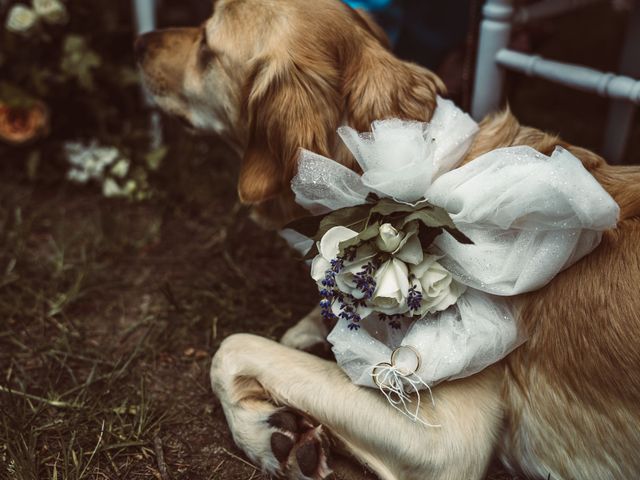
[602,0,640,164]
[133,0,163,148]
[471,0,514,121]
[133,0,157,34]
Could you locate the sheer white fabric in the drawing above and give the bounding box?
[290,97,619,391]
[427,146,619,295]
[291,150,369,215]
[293,97,478,208]
[328,289,522,388]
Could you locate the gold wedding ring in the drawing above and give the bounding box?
[372,362,392,388]
[371,345,422,387]
[390,345,422,377]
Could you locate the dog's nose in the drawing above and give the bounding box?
[134,33,152,63]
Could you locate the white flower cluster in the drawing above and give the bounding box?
[5,0,67,34]
[65,142,136,198]
[311,223,466,325]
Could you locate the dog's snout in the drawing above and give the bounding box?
[135,31,163,63]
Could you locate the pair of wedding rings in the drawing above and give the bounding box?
[372,345,422,388]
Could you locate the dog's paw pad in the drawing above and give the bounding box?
[296,429,321,476]
[268,409,301,433]
[271,431,296,463]
[267,409,331,479]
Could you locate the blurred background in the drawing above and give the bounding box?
[0,0,637,479]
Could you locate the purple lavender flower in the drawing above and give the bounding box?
[407,284,422,312]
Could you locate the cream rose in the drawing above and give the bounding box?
[410,255,466,314]
[370,258,411,315]
[376,223,404,252]
[6,5,38,34]
[311,226,375,319]
[310,226,359,283]
[311,227,376,298]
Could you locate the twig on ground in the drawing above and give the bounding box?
[220,447,259,472]
[153,434,171,480]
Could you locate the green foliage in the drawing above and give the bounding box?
[288,196,462,259]
[60,34,102,90]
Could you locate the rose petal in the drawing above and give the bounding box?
[310,256,331,282]
[395,234,424,265]
[410,255,440,278]
[319,226,358,260]
[374,259,410,298]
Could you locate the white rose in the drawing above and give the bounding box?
[411,255,466,314]
[6,5,38,33]
[32,0,67,25]
[311,226,376,302]
[389,222,423,265]
[310,226,359,283]
[311,226,376,318]
[370,258,411,315]
[376,223,403,252]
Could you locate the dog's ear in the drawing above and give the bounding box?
[344,38,446,131]
[238,57,342,204]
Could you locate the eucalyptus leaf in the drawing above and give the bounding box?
[338,221,380,254]
[401,206,456,229]
[370,198,417,216]
[314,204,372,241]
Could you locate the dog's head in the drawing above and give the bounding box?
[136,0,445,227]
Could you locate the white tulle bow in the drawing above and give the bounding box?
[289,96,619,424]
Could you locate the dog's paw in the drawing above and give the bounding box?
[268,408,332,479]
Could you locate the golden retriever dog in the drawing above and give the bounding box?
[136,1,640,478]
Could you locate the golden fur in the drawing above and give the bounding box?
[137,1,640,478]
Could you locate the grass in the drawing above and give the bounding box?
[0,138,318,479]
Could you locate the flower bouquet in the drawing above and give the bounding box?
[299,197,468,330]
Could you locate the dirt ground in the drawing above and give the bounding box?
[0,162,519,480]
[1,3,638,480]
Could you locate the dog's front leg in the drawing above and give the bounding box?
[211,333,502,480]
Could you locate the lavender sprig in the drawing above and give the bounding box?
[407,282,422,312]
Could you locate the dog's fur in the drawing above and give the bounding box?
[137,1,640,478]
